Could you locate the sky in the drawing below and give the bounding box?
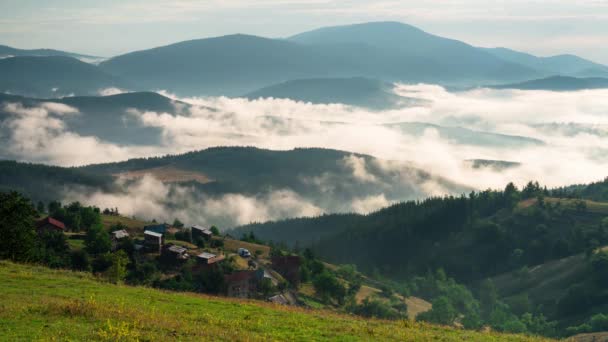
[0,0,607,64]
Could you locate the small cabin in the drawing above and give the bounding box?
[111,229,130,251]
[144,230,164,253]
[36,217,66,233]
[163,244,189,260]
[191,225,213,242]
[196,252,225,265]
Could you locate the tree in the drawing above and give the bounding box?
[106,250,129,284]
[313,270,346,305]
[210,226,220,236]
[70,249,91,272]
[480,279,498,320]
[85,224,111,255]
[36,201,45,214]
[0,192,37,262]
[417,296,458,325]
[172,218,184,228]
[590,251,608,286]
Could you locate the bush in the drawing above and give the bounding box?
[417,296,458,325]
[312,270,346,305]
[348,298,402,319]
[85,224,111,255]
[70,249,91,272]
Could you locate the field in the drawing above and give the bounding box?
[0,261,552,341]
[113,166,212,184]
[518,197,608,214]
[101,214,150,234]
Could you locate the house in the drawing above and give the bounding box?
[110,229,130,251]
[143,223,171,235]
[191,225,213,242]
[225,271,257,298]
[144,230,164,253]
[36,217,66,233]
[271,255,302,287]
[163,244,189,261]
[196,252,225,266]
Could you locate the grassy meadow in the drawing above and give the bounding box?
[0,261,554,341]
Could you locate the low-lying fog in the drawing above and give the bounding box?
[2,84,607,226]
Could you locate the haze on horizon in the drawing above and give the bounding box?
[1,0,607,64]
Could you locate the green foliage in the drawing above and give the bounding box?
[348,298,405,319]
[0,191,37,262]
[49,201,101,232]
[418,296,458,325]
[210,226,220,236]
[312,270,346,305]
[480,279,498,320]
[106,250,129,284]
[172,218,184,228]
[85,224,111,255]
[590,251,608,286]
[70,249,91,272]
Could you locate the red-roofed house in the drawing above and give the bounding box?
[36,217,66,233]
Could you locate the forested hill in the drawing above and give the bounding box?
[233,179,608,283]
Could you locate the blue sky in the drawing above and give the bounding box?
[1,0,607,64]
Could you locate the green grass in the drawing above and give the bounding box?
[0,261,553,341]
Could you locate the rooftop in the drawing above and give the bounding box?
[144,230,163,238]
[111,229,129,239]
[197,252,217,259]
[168,245,188,254]
[37,217,66,230]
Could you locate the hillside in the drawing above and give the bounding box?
[245,77,426,110]
[0,261,550,341]
[78,146,469,211]
[0,56,124,98]
[481,48,608,78]
[0,160,113,203]
[99,34,350,96]
[0,92,180,145]
[489,76,608,91]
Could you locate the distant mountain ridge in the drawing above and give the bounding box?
[4,22,608,98]
[245,77,427,110]
[481,47,608,78]
[489,76,608,91]
[0,56,125,98]
[99,22,555,96]
[0,44,102,62]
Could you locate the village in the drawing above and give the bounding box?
[32,202,429,319]
[37,213,301,305]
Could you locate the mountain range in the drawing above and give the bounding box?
[2,21,606,99]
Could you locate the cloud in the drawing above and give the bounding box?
[5,84,608,221]
[64,175,323,229]
[0,102,163,166]
[98,87,129,96]
[350,194,390,214]
[342,155,378,183]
